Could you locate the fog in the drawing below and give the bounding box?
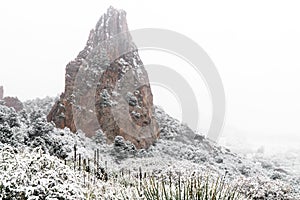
[1,0,300,151]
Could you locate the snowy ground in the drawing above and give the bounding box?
[220,132,300,199]
[0,97,299,199]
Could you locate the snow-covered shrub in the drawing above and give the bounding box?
[92,129,107,144]
[28,110,54,138]
[0,106,20,144]
[0,145,85,199]
[0,122,13,144]
[111,136,136,159]
[23,96,58,115]
[238,176,295,200]
[154,106,196,143]
[0,105,71,159]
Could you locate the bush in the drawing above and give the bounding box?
[111,136,137,159]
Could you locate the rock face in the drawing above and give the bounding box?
[47,6,159,149]
[0,86,24,112]
[0,86,3,100]
[2,97,23,112]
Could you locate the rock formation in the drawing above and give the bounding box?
[2,97,24,112]
[47,6,159,149]
[0,86,24,112]
[0,86,3,100]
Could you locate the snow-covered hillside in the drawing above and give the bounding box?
[0,98,299,199]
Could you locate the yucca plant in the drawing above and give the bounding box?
[65,147,247,199]
[138,173,245,200]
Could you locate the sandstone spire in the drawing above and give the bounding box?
[47,6,159,149]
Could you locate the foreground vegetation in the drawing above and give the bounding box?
[0,144,245,199]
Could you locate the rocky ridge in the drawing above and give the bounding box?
[0,86,23,112]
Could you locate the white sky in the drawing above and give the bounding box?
[1,0,300,147]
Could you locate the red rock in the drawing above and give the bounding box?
[0,86,23,112]
[0,86,3,100]
[3,96,24,112]
[47,6,159,149]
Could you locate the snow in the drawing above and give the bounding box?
[0,98,299,199]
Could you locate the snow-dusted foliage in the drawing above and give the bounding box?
[0,105,96,160]
[0,144,245,199]
[154,106,197,143]
[91,129,106,145]
[111,136,137,159]
[0,145,85,199]
[23,96,58,115]
[0,98,300,199]
[0,105,66,159]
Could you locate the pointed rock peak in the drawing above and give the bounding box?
[107,6,126,16]
[93,6,129,43]
[48,7,159,149]
[76,6,132,62]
